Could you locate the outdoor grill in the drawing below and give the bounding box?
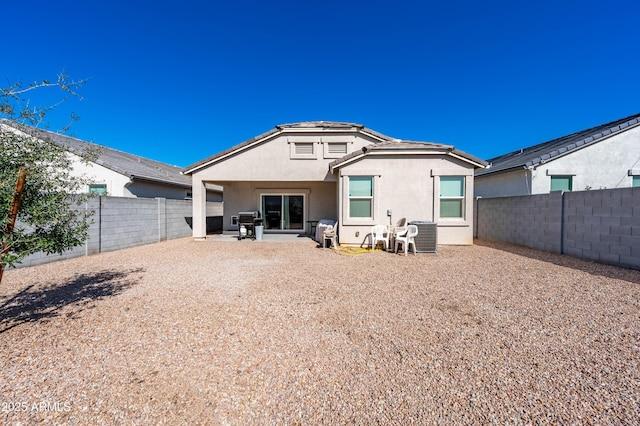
[237,211,262,240]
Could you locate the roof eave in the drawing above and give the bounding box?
[130,174,192,188]
[330,148,488,173]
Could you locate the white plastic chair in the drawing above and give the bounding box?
[371,225,389,252]
[394,224,418,256]
[323,221,338,248]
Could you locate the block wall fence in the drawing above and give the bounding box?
[15,196,223,268]
[474,187,640,270]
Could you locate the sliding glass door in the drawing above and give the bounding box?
[261,195,304,230]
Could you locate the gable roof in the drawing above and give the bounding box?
[329,140,487,172]
[1,120,195,188]
[182,121,395,175]
[477,113,640,177]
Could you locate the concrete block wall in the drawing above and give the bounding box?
[563,187,640,269]
[475,192,563,253]
[476,187,640,270]
[14,196,223,268]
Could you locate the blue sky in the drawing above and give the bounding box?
[4,0,639,167]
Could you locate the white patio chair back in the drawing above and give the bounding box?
[394,224,418,256]
[371,225,389,252]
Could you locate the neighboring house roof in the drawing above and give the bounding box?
[1,120,195,188]
[329,140,487,172]
[182,121,395,175]
[477,113,640,177]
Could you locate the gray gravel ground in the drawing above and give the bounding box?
[1,237,639,425]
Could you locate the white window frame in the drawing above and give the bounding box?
[432,169,473,225]
[289,141,318,160]
[439,176,465,219]
[89,183,107,195]
[549,175,573,192]
[340,171,381,226]
[323,141,351,159]
[255,189,310,232]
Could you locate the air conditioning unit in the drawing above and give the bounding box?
[409,221,437,253]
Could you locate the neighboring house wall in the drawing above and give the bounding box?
[67,152,132,197]
[531,126,640,194]
[475,187,640,270]
[474,168,532,197]
[127,180,190,200]
[336,155,476,245]
[476,122,640,197]
[14,197,223,268]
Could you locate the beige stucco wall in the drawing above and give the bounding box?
[336,155,476,246]
[190,130,383,237]
[220,181,336,232]
[192,132,382,182]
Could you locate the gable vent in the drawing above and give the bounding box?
[327,143,348,155]
[295,142,314,155]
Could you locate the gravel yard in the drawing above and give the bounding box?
[1,237,639,425]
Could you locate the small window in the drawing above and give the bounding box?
[439,176,464,218]
[185,191,193,200]
[633,176,640,188]
[323,142,350,158]
[89,184,107,195]
[550,176,572,191]
[328,143,347,154]
[290,142,317,159]
[295,143,314,155]
[349,176,373,218]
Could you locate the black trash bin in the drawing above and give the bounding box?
[408,221,437,253]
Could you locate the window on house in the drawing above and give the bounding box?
[439,176,465,218]
[89,184,107,195]
[290,142,317,159]
[633,176,640,187]
[294,142,314,155]
[328,143,347,155]
[550,176,572,191]
[349,176,373,218]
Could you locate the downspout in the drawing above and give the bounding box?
[560,190,566,255]
[525,166,533,194]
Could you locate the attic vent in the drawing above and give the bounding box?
[327,143,348,155]
[295,142,314,155]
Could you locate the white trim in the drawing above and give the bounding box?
[289,141,318,159]
[628,169,640,176]
[434,175,471,225]
[341,174,380,226]
[431,169,474,177]
[323,141,352,159]
[331,150,483,173]
[546,170,576,176]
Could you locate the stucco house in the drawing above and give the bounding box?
[475,113,640,197]
[1,120,222,201]
[183,121,486,245]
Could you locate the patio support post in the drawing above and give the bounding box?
[192,179,207,238]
